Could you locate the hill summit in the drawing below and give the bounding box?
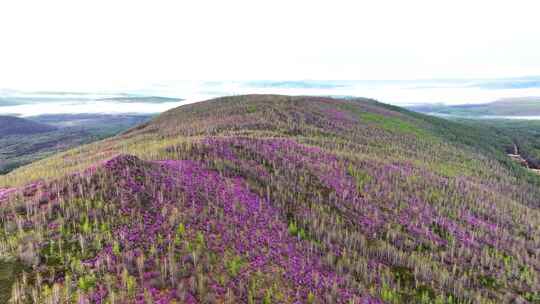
[0,95,538,303]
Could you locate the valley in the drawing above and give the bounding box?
[508,144,540,175]
[410,99,540,179]
[0,114,153,174]
[409,97,540,117]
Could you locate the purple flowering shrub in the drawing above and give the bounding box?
[0,155,383,303]
[159,135,540,303]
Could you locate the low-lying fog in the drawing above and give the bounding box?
[2,78,540,117]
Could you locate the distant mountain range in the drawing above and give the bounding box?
[98,96,183,103]
[0,95,183,107]
[3,76,540,111]
[0,116,57,136]
[409,97,540,117]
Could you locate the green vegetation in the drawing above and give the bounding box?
[226,255,246,277]
[340,102,430,137]
[0,261,25,303]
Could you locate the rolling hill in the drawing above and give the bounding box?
[0,95,538,303]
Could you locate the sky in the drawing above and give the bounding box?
[1,0,540,92]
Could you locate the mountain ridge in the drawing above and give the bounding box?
[0,116,57,136]
[409,97,540,116]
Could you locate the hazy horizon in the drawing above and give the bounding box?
[2,77,540,116]
[2,1,540,116]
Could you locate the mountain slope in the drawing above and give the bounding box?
[0,116,57,136]
[0,95,539,303]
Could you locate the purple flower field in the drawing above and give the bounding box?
[0,95,538,303]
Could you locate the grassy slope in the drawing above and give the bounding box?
[0,95,539,303]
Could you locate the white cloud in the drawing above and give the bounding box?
[0,0,539,90]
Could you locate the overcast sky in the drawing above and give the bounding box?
[0,0,539,91]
